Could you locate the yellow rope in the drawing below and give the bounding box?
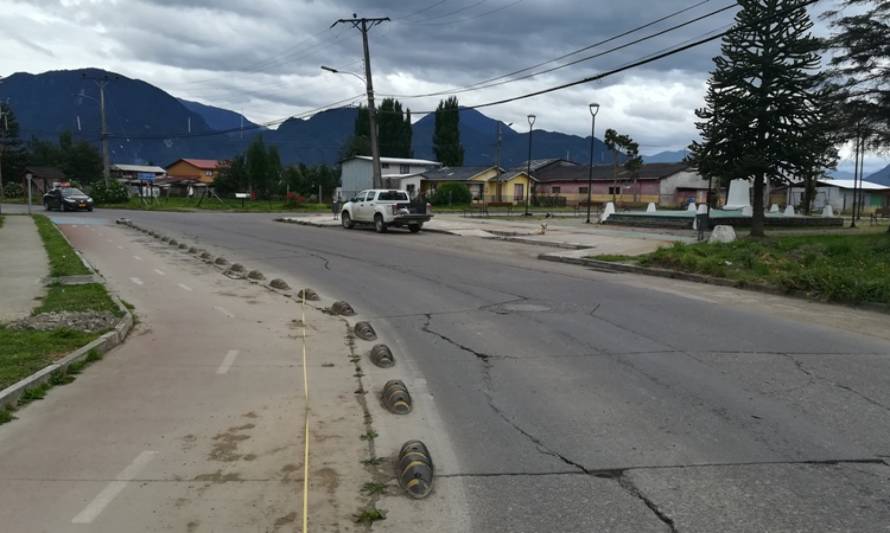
[301,292,310,533]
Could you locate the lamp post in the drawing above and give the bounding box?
[525,114,536,216]
[585,103,600,224]
[321,64,381,189]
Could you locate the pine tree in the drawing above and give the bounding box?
[824,0,890,147]
[433,97,464,166]
[0,103,28,200]
[687,0,831,236]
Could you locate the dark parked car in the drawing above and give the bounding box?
[43,188,94,212]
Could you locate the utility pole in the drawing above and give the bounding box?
[333,15,389,189]
[0,103,8,204]
[83,73,116,186]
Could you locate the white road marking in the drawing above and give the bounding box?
[153,269,166,276]
[177,283,193,292]
[129,277,144,286]
[213,305,234,318]
[133,255,143,261]
[216,350,240,374]
[71,451,157,524]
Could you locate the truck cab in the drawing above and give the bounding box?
[341,189,432,233]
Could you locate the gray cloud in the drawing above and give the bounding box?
[0,0,886,169]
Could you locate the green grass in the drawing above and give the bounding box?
[0,326,99,390]
[35,283,122,317]
[598,233,890,305]
[100,197,329,213]
[32,214,90,277]
[353,505,387,525]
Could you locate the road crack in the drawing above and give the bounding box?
[782,353,890,413]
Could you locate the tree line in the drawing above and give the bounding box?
[214,136,339,202]
[0,107,104,198]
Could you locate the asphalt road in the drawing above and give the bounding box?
[23,207,890,532]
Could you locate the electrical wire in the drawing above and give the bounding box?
[379,0,735,98]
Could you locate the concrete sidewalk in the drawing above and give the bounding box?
[278,213,693,256]
[0,215,49,322]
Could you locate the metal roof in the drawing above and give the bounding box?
[421,166,495,182]
[112,164,166,174]
[535,163,690,183]
[352,156,442,167]
[817,179,889,191]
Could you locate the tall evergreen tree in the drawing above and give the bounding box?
[0,102,27,199]
[433,97,464,166]
[345,99,412,158]
[688,0,832,236]
[824,0,890,147]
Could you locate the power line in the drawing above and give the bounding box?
[379,0,735,99]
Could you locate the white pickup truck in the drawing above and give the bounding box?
[340,189,432,233]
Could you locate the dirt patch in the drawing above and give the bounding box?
[273,512,298,528]
[209,424,255,462]
[315,467,340,496]
[186,520,200,532]
[242,411,259,419]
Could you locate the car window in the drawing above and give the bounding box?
[62,188,85,197]
[365,191,377,201]
[377,191,409,201]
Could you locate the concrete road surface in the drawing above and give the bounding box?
[5,205,890,532]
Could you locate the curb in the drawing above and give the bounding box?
[538,253,890,314]
[0,234,135,410]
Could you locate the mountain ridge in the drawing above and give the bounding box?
[1,67,650,168]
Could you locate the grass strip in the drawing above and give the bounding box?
[0,327,98,390]
[35,283,123,317]
[594,233,890,305]
[32,214,90,277]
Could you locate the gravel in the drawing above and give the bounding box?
[9,311,118,333]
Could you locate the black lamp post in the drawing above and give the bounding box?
[586,103,600,224]
[525,114,536,216]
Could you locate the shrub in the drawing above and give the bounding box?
[89,180,129,204]
[430,183,472,206]
[285,192,306,208]
[3,182,24,198]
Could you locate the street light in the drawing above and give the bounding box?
[321,65,366,84]
[321,64,381,188]
[525,114,536,216]
[586,103,600,224]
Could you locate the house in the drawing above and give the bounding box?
[340,156,442,199]
[412,165,538,205]
[165,159,228,184]
[111,164,166,181]
[789,179,889,214]
[22,166,66,197]
[534,162,708,207]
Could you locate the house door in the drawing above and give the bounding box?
[514,183,524,203]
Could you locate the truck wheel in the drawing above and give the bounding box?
[341,212,354,229]
[374,214,388,233]
[409,224,422,233]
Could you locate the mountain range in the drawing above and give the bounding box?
[0,68,684,168]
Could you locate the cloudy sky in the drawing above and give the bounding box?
[0,0,886,172]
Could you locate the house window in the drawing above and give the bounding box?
[205,170,212,176]
[406,184,416,198]
[579,187,589,194]
[551,186,561,194]
[381,163,390,169]
[400,164,410,174]
[609,186,621,195]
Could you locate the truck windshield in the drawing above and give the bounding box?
[377,191,409,201]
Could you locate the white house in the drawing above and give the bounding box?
[790,178,889,214]
[339,156,442,200]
